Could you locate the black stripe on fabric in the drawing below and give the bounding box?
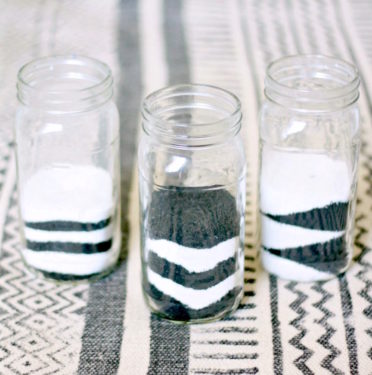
[262,201,350,232]
[26,239,112,254]
[223,316,257,321]
[239,303,256,310]
[197,327,257,334]
[148,314,190,375]
[164,0,189,85]
[147,1,191,375]
[269,275,283,375]
[244,290,256,297]
[339,269,359,375]
[78,0,142,373]
[238,4,283,374]
[262,235,349,274]
[148,251,237,289]
[146,283,242,322]
[245,266,256,272]
[25,217,111,232]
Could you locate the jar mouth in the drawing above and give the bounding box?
[265,54,359,109]
[141,84,242,146]
[17,55,113,112]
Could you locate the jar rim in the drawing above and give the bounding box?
[141,84,242,147]
[17,55,114,112]
[18,55,112,93]
[142,83,241,128]
[265,54,360,103]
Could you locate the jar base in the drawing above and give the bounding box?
[143,286,244,324]
[21,260,121,284]
[19,239,122,284]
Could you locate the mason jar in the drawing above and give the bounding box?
[15,55,121,281]
[259,55,360,282]
[138,84,246,323]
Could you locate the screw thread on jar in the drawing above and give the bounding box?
[141,84,242,147]
[17,55,113,113]
[264,54,360,111]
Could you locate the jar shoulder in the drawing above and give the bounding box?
[138,134,246,186]
[16,100,118,120]
[259,101,360,149]
[15,101,119,132]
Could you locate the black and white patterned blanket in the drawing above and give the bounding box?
[0,1,371,374]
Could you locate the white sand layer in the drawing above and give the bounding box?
[20,166,119,276]
[261,215,344,249]
[261,250,333,282]
[260,147,351,215]
[146,237,239,273]
[147,267,242,310]
[21,166,113,223]
[22,244,120,275]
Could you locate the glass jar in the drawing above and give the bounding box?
[138,84,246,323]
[259,55,360,282]
[15,55,121,281]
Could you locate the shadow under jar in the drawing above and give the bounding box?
[259,55,360,282]
[15,55,121,281]
[138,84,246,323]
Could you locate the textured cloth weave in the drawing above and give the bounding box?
[0,1,371,374]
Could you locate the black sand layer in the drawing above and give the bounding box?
[145,186,242,321]
[263,236,349,274]
[148,251,237,289]
[148,186,240,248]
[25,217,112,231]
[26,239,112,254]
[262,201,349,231]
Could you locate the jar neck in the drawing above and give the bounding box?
[17,55,113,113]
[264,55,360,112]
[141,84,242,147]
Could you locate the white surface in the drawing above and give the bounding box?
[260,148,351,215]
[261,249,333,282]
[147,267,242,310]
[21,166,113,222]
[261,215,344,249]
[146,237,239,273]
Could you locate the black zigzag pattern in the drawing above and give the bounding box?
[353,139,372,361]
[312,282,342,375]
[286,282,314,375]
[356,258,372,360]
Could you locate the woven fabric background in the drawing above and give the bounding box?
[0,0,371,374]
